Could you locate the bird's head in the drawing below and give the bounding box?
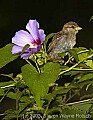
[63,21,82,34]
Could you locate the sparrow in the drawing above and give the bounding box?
[47,21,82,60]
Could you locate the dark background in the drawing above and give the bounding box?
[0,0,93,48]
[0,0,93,114]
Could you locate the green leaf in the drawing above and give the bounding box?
[7,92,16,100]
[73,47,88,53]
[19,102,30,113]
[53,86,71,95]
[64,70,81,76]
[44,93,56,101]
[80,94,93,100]
[74,73,83,81]
[69,49,78,62]
[20,96,32,102]
[0,88,4,95]
[44,86,71,101]
[86,83,92,91]
[0,44,19,68]
[78,52,88,61]
[78,73,93,83]
[0,81,14,87]
[89,16,93,22]
[47,107,62,114]
[22,62,60,107]
[58,52,66,59]
[85,60,93,68]
[2,109,19,120]
[21,44,30,54]
[72,103,92,112]
[45,33,55,44]
[0,73,13,79]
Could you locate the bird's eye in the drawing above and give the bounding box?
[71,25,75,29]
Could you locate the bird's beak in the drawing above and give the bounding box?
[75,27,82,31]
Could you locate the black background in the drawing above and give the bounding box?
[0,0,93,48]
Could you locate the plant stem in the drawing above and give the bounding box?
[59,98,93,107]
[26,59,32,66]
[26,57,41,73]
[72,68,93,71]
[16,88,19,120]
[0,89,10,102]
[65,92,77,104]
[42,98,53,120]
[34,55,41,73]
[65,49,89,65]
[1,83,16,89]
[59,53,93,75]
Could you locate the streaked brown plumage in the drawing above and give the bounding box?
[47,21,82,60]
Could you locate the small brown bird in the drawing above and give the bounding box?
[47,21,82,60]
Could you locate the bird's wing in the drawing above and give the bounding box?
[47,31,63,53]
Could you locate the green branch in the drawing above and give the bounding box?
[59,98,93,106]
[59,53,93,75]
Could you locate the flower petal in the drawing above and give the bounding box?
[38,29,46,44]
[12,30,34,47]
[26,20,39,40]
[21,51,32,59]
[12,19,45,59]
[31,45,41,53]
[12,45,23,54]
